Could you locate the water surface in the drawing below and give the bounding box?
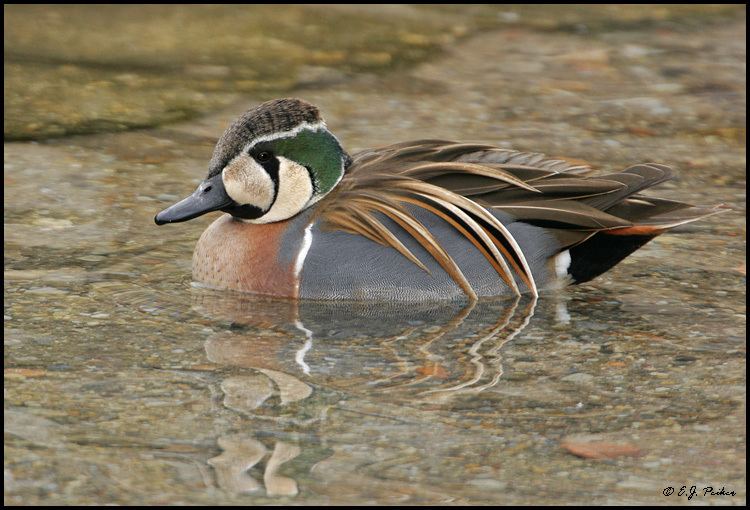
[4,6,746,505]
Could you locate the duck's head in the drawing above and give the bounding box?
[155,98,350,225]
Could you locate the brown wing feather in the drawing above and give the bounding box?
[345,191,478,300]
[319,140,718,299]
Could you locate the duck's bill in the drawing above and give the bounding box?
[154,174,233,225]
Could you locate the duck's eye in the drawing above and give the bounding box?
[255,151,272,163]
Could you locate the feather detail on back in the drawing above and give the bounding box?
[318,140,727,298]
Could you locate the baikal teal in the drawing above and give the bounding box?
[155,98,727,302]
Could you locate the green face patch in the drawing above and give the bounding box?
[267,127,345,196]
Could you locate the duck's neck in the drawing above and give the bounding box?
[192,210,314,298]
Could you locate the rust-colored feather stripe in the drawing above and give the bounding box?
[423,166,554,196]
[345,192,478,300]
[320,142,598,298]
[580,164,672,210]
[347,140,592,176]
[490,200,632,230]
[474,177,626,202]
[318,139,719,299]
[606,197,731,228]
[396,194,521,295]
[401,162,541,193]
[343,207,430,273]
[391,180,538,296]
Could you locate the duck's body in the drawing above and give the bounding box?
[156,99,724,301]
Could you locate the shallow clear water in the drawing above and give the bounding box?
[4,7,746,505]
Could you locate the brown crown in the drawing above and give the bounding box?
[208,98,322,176]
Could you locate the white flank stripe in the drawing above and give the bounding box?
[294,223,314,278]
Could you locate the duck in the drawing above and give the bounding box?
[155,98,725,301]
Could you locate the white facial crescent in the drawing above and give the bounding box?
[222,155,314,224]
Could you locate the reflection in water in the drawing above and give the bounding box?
[220,375,273,413]
[197,292,542,400]
[293,321,314,375]
[195,290,543,496]
[207,435,267,493]
[419,298,536,400]
[255,368,313,405]
[207,435,301,497]
[264,442,302,497]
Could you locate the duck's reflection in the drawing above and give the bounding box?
[199,294,539,400]
[207,435,301,497]
[207,435,267,494]
[193,291,549,496]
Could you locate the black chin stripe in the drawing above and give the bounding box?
[222,154,280,220]
[225,204,266,220]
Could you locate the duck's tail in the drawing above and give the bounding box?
[567,198,730,284]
